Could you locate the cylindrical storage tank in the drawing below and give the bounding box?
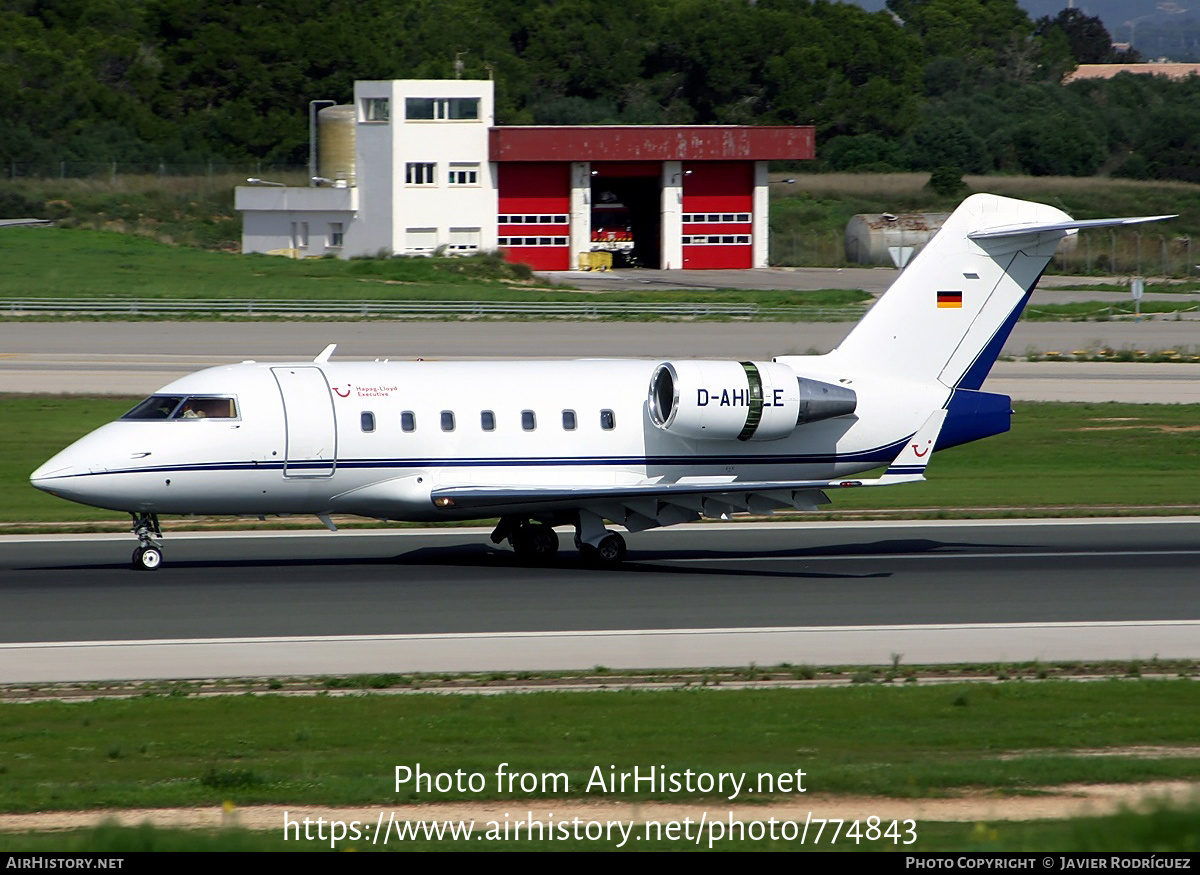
[844,213,951,266]
[318,105,356,187]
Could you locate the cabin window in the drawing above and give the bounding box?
[123,395,185,420]
[441,410,456,431]
[562,409,576,430]
[122,395,238,420]
[521,410,536,431]
[481,410,495,431]
[401,411,416,432]
[600,409,616,430]
[361,412,375,433]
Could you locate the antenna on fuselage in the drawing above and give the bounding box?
[314,343,337,363]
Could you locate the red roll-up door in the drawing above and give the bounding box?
[680,161,754,269]
[497,163,571,270]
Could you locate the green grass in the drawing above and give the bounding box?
[8,396,1200,524]
[1022,301,1200,321]
[768,173,1200,274]
[0,227,870,311]
[1,682,1199,813]
[1051,282,1200,295]
[1,395,137,523]
[771,173,1200,239]
[832,401,1200,514]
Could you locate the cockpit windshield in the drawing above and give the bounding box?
[122,395,238,420]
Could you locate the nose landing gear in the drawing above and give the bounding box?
[130,512,163,571]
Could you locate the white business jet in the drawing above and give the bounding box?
[31,194,1171,570]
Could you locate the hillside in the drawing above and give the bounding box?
[3,0,1200,183]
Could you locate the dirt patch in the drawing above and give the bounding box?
[997,746,1200,760]
[2,782,1197,833]
[1076,424,1200,432]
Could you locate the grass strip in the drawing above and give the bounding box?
[0,227,868,310]
[1,681,1198,813]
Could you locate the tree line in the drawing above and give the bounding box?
[2,0,1198,181]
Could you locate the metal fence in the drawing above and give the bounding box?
[4,161,307,181]
[0,298,868,321]
[770,228,1198,276]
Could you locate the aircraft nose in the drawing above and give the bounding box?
[30,457,79,491]
[29,446,103,500]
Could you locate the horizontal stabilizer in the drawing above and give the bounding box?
[968,214,1175,241]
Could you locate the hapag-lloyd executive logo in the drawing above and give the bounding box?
[332,384,397,399]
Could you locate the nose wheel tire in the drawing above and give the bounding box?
[132,545,163,571]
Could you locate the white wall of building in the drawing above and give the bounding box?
[236,79,781,269]
[660,161,684,270]
[238,79,497,259]
[753,161,770,269]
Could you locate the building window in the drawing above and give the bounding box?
[448,163,479,186]
[562,410,577,431]
[498,214,569,225]
[681,234,751,245]
[362,97,390,122]
[328,223,344,248]
[291,222,309,249]
[406,162,436,185]
[401,411,416,432]
[497,236,569,247]
[521,410,536,431]
[448,227,480,252]
[406,97,480,120]
[405,228,437,253]
[683,213,752,224]
[481,410,495,431]
[600,409,616,430]
[447,97,479,119]
[361,412,375,433]
[441,410,455,431]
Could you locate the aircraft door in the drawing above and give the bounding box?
[271,367,337,477]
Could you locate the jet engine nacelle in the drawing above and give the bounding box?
[648,361,856,441]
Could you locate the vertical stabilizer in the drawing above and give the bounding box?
[831,194,1069,390]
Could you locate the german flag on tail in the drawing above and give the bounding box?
[937,291,963,308]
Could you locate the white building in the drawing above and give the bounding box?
[236,79,814,270]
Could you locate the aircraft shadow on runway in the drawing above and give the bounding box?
[15,536,1026,579]
[381,536,1026,580]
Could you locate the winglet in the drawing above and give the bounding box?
[314,343,337,363]
[868,408,948,486]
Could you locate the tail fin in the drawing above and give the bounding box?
[830,194,1173,390]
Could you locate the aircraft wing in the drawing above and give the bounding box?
[430,410,947,530]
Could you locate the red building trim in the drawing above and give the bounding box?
[491,126,814,162]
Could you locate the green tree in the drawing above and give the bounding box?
[1034,8,1141,65]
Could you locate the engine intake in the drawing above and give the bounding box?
[648,361,855,441]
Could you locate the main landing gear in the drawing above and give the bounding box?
[491,518,561,564]
[490,512,628,567]
[130,512,163,571]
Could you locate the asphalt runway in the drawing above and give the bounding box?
[3,520,1198,683]
[4,322,1200,401]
